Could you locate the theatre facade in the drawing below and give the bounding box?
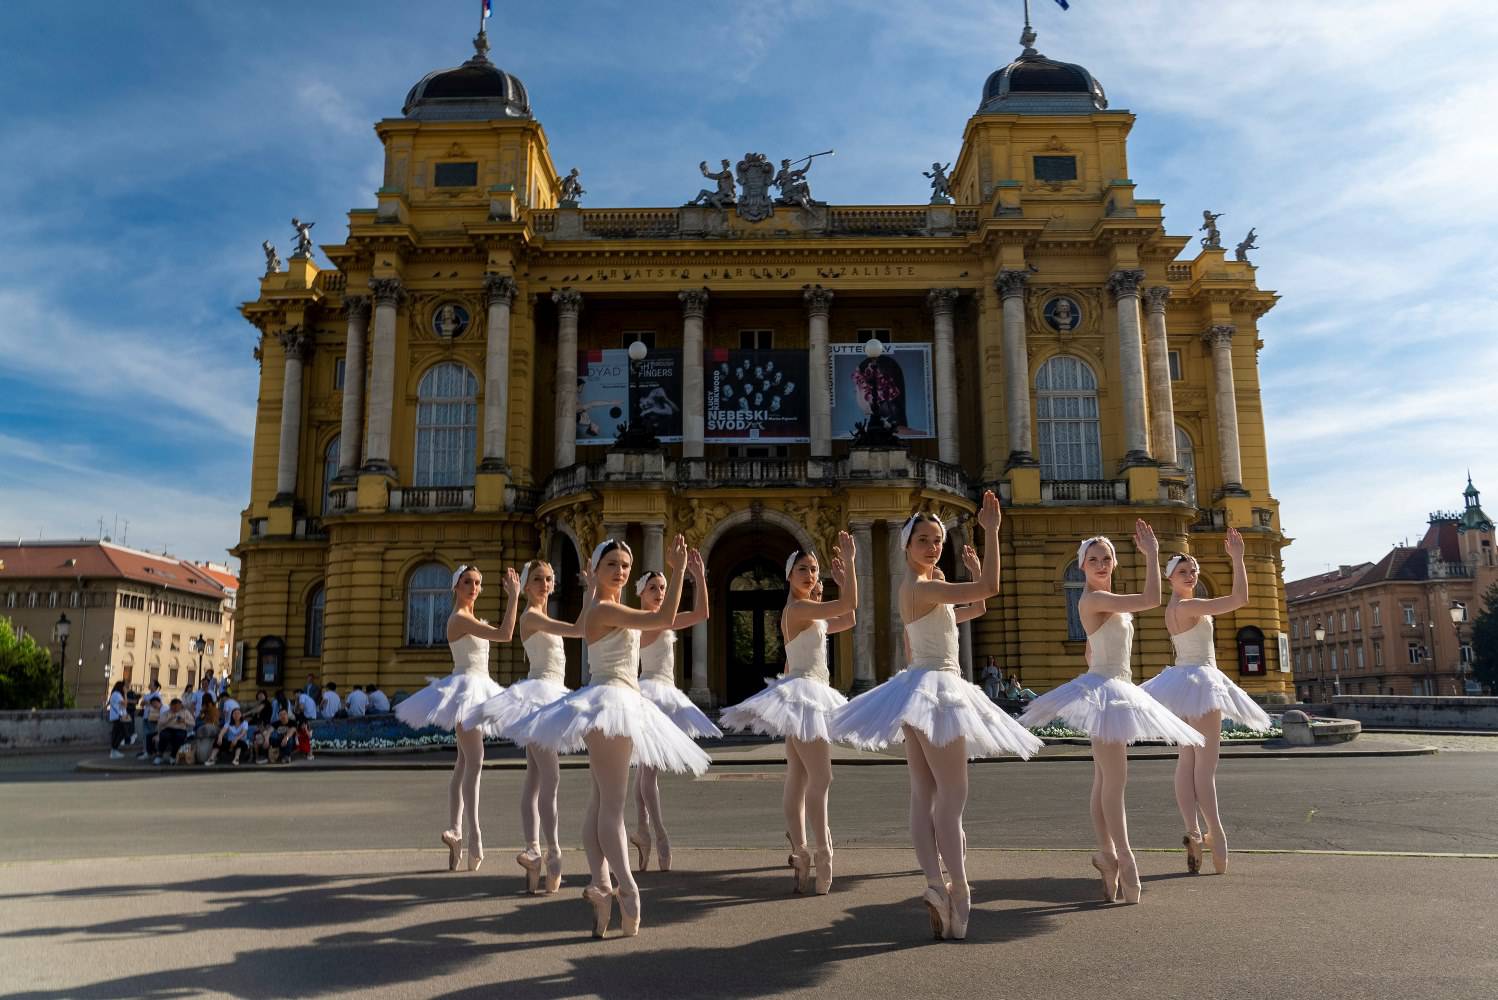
[233,24,1291,705]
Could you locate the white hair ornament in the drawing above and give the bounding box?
[1076,536,1116,568]
[590,538,631,572]
[634,570,664,596]
[900,513,945,551]
[785,549,813,580]
[450,564,473,590]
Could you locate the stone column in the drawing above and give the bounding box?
[1204,324,1245,490]
[336,297,369,478]
[1107,268,1152,466]
[679,288,708,458]
[804,286,834,457]
[849,520,876,693]
[1143,286,1178,467]
[362,277,403,474]
[552,288,583,469]
[690,619,711,707]
[928,288,961,465]
[995,270,1035,466]
[887,521,906,676]
[274,327,313,501]
[480,275,517,472]
[643,522,665,575]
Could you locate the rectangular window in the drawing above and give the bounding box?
[621,331,657,349]
[1374,640,1383,666]
[170,633,180,651]
[125,627,136,644]
[27,592,37,608]
[1291,620,1300,640]
[1329,650,1338,671]
[1168,350,1182,381]
[1356,645,1366,670]
[1034,155,1078,182]
[855,327,894,345]
[334,358,346,390]
[738,329,774,350]
[1371,603,1381,627]
[169,668,179,687]
[4,592,13,609]
[1340,610,1348,632]
[1462,643,1474,664]
[151,631,162,649]
[1407,642,1422,665]
[69,591,79,608]
[1352,608,1361,631]
[433,161,478,187]
[1402,602,1416,627]
[48,591,58,608]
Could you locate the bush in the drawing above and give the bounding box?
[0,617,68,710]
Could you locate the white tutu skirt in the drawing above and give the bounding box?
[829,669,1044,760]
[1140,665,1272,729]
[720,676,847,743]
[394,672,505,734]
[1017,674,1207,746]
[508,682,712,775]
[639,679,722,740]
[474,678,570,739]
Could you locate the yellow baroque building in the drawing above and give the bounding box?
[233,25,1290,706]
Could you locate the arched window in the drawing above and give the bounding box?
[306,585,326,657]
[1175,425,1197,506]
[322,436,340,515]
[414,363,478,487]
[1036,356,1102,480]
[406,564,452,647]
[1064,562,1087,641]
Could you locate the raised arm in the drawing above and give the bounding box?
[910,491,1002,605]
[787,533,859,633]
[1080,519,1162,615]
[590,535,689,632]
[1176,527,1250,619]
[521,606,587,640]
[495,568,521,642]
[954,598,988,625]
[669,550,710,630]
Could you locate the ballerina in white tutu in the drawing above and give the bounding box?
[394,564,520,872]
[1017,523,1205,904]
[629,552,718,874]
[831,492,1042,941]
[1140,527,1269,876]
[508,535,710,939]
[720,533,859,895]
[473,559,585,895]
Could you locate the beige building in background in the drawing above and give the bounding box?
[1287,478,1495,699]
[0,541,237,707]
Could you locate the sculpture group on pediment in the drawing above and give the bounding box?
[923,162,953,204]
[558,167,585,206]
[1234,228,1259,263]
[1199,210,1224,250]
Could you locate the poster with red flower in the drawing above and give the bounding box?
[829,343,934,439]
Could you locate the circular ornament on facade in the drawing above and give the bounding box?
[1044,295,1082,333]
[431,301,471,339]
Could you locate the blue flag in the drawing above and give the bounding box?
[1054,0,1070,8]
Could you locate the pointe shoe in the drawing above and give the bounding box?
[813,847,834,895]
[467,840,485,872]
[1118,857,1142,905]
[785,834,812,895]
[947,883,970,941]
[1183,833,1204,875]
[440,830,463,872]
[544,849,564,894]
[922,884,953,940]
[516,850,544,894]
[1090,853,1120,902]
[583,884,613,939]
[618,889,641,937]
[629,830,652,872]
[1204,831,1228,874]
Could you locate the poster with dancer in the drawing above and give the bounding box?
[828,343,935,439]
[705,349,809,442]
[576,349,684,445]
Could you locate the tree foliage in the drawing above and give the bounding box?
[1468,582,1498,694]
[0,616,65,710]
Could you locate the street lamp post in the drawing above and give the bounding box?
[193,634,207,689]
[52,613,71,710]
[1449,602,1469,695]
[610,337,662,450]
[1314,621,1335,698]
[851,337,900,447]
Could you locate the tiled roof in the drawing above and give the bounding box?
[0,541,227,600]
[1286,564,1373,603]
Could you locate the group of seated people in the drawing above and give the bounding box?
[979,660,1037,705]
[127,674,391,766]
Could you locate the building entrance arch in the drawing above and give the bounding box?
[704,521,800,706]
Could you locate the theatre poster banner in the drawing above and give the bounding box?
[828,343,935,439]
[576,349,683,445]
[705,349,809,443]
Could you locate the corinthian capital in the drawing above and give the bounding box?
[994,269,1029,300]
[278,326,314,360]
[368,277,404,307]
[803,284,834,316]
[926,288,960,317]
[483,274,517,308]
[1106,269,1146,300]
[343,295,370,324]
[1143,286,1170,314]
[1203,323,1236,347]
[552,287,584,316]
[678,287,709,318]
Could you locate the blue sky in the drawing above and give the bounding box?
[0,0,1493,582]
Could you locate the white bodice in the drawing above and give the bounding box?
[784,619,829,683]
[1085,613,1134,681]
[1170,614,1217,668]
[587,628,641,690]
[906,603,960,674]
[448,633,491,677]
[522,630,568,685]
[639,630,677,684]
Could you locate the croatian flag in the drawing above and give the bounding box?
[482,0,492,19]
